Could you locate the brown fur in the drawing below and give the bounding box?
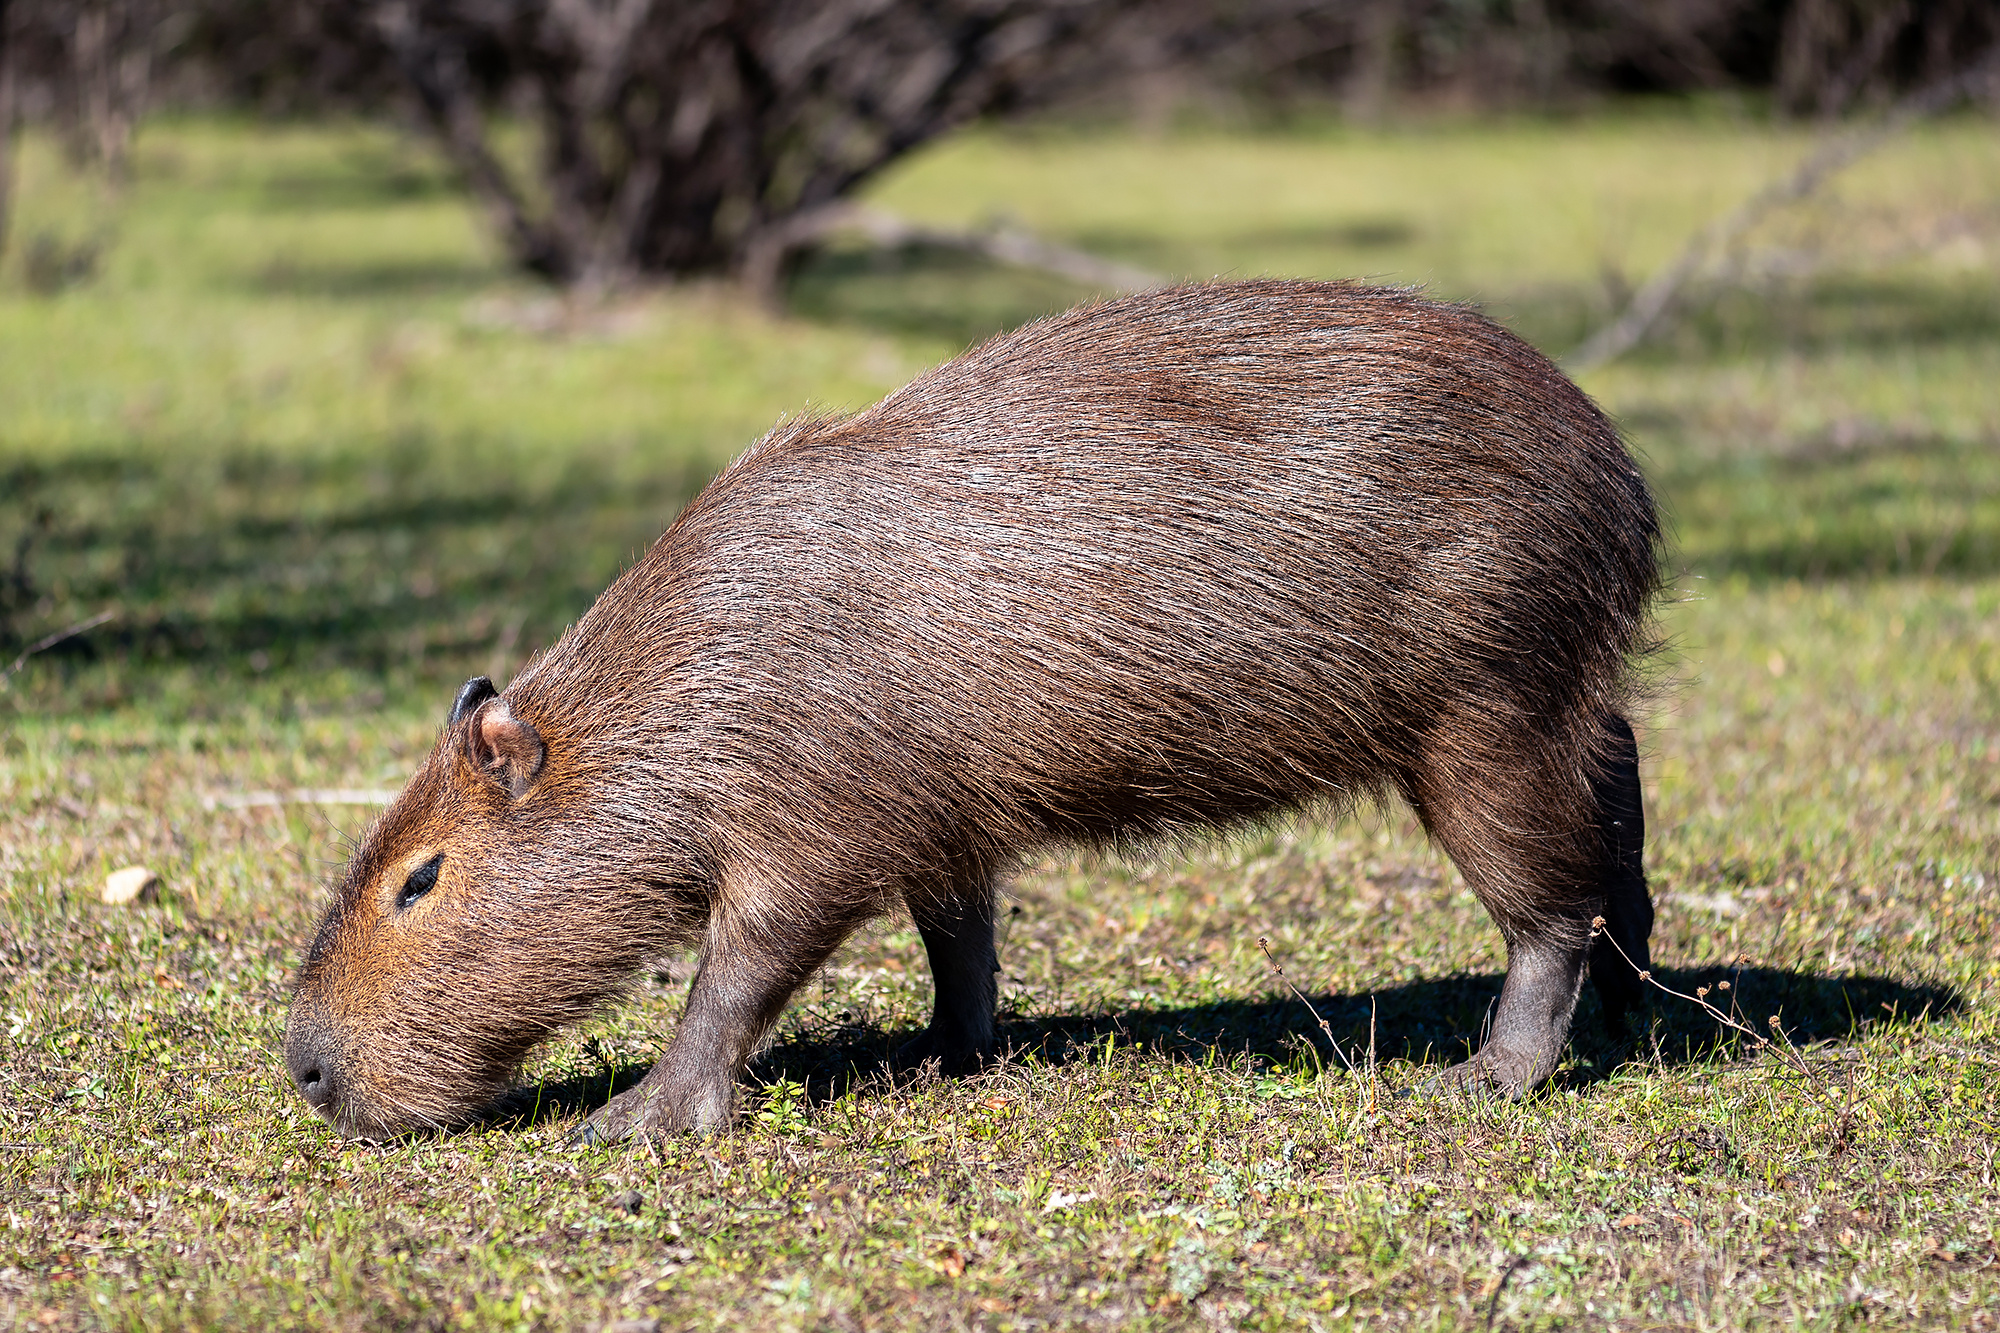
[284,279,1663,1141]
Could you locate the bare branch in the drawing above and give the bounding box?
[1568,45,2000,372]
[372,1,570,278]
[738,200,1159,306]
[546,0,653,110]
[91,2,156,176]
[0,609,117,689]
[1588,916,1818,1083]
[1814,0,1912,119]
[1255,935,1358,1078]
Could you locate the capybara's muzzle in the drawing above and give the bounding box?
[282,1005,348,1129]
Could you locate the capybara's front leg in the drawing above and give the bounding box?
[572,909,843,1144]
[571,964,768,1142]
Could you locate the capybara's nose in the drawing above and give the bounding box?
[285,1024,341,1115]
[294,1057,335,1111]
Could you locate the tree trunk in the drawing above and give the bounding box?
[372,0,1317,289]
[66,0,153,178]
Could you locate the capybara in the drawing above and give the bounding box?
[284,279,1661,1142]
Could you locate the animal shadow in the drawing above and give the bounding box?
[496,964,1961,1131]
[1038,964,1961,1077]
[476,1062,652,1133]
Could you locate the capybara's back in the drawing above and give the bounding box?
[286,280,1663,1143]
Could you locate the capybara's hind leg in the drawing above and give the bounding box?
[1405,737,1603,1097]
[1588,714,1654,1032]
[896,875,1000,1075]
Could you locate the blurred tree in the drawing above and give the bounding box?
[68,0,157,174]
[363,0,1301,289]
[6,0,163,177]
[1774,0,1997,117]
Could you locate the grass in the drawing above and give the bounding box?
[2,106,1998,1329]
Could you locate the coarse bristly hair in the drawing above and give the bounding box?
[286,279,1663,1137]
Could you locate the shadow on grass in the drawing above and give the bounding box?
[0,445,718,673]
[1661,432,2000,581]
[784,243,1099,347]
[249,257,503,298]
[494,966,1962,1131]
[1065,219,1420,272]
[1666,274,2000,360]
[244,161,460,213]
[786,236,1999,367]
[1491,271,2000,368]
[477,1063,653,1134]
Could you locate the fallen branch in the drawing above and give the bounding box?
[739,201,1161,307]
[1567,46,2000,371]
[0,609,117,689]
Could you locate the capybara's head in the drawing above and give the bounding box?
[283,676,672,1139]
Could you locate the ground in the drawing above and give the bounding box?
[1,107,1997,1329]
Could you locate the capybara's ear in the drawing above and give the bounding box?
[450,675,498,728]
[467,697,544,798]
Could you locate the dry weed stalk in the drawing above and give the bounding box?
[1255,936,1378,1111]
[1589,915,1819,1084]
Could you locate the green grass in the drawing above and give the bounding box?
[3,108,1998,1330]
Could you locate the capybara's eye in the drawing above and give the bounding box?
[396,855,443,912]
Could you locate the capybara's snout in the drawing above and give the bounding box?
[282,1001,370,1136]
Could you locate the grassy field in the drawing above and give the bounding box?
[2,107,1998,1330]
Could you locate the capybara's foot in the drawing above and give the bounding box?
[1425,1042,1553,1101]
[567,1077,732,1146]
[890,1026,992,1078]
[567,1084,670,1146]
